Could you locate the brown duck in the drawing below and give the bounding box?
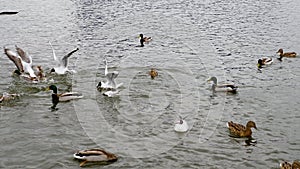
[277,48,297,61]
[227,121,257,138]
[73,148,118,167]
[280,160,300,169]
[149,68,158,79]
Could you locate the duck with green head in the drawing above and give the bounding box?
[207,76,237,93]
[73,148,118,167]
[47,85,83,110]
[257,57,273,68]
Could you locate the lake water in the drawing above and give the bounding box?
[0,0,299,168]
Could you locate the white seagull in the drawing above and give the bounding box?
[4,46,38,81]
[97,58,123,90]
[48,41,79,75]
[174,116,189,132]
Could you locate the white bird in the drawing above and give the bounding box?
[4,46,38,82]
[49,41,79,75]
[103,90,120,97]
[97,58,123,90]
[174,116,189,132]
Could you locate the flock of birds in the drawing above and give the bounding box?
[1,34,299,168]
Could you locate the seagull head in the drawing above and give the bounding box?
[50,68,55,73]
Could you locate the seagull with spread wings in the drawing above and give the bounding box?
[4,46,38,82]
[48,41,79,75]
[97,58,123,90]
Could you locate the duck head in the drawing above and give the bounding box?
[246,121,257,130]
[207,76,217,85]
[277,48,283,56]
[47,85,58,94]
[257,59,263,68]
[50,68,55,73]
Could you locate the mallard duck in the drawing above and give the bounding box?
[4,46,38,82]
[97,59,123,91]
[174,116,189,132]
[47,85,83,110]
[277,49,297,59]
[48,41,79,74]
[149,68,158,79]
[257,57,273,68]
[207,76,237,93]
[73,148,118,167]
[280,160,300,169]
[227,121,257,138]
[0,92,19,103]
[139,34,152,47]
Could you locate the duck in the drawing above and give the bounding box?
[227,121,257,138]
[0,92,19,103]
[46,85,83,110]
[207,76,237,93]
[97,58,123,91]
[280,160,300,169]
[73,148,118,167]
[257,57,273,69]
[48,41,79,75]
[277,49,297,59]
[174,116,189,132]
[149,68,158,79]
[4,46,38,82]
[35,65,46,81]
[139,34,152,47]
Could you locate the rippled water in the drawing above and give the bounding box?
[0,0,299,168]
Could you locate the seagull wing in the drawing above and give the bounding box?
[106,73,116,88]
[61,48,79,67]
[48,41,60,65]
[4,47,24,72]
[15,45,31,63]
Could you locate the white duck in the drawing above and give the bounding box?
[4,46,38,82]
[48,41,79,74]
[174,116,189,132]
[97,58,123,90]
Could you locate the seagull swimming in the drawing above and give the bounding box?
[97,58,123,90]
[4,46,38,81]
[48,41,79,75]
[174,116,189,132]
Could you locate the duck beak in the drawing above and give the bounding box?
[45,87,50,91]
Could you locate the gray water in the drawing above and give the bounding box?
[0,0,299,168]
